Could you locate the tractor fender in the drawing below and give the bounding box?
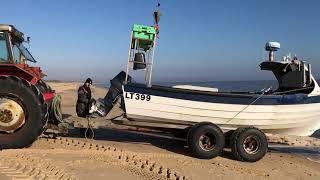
[0,64,41,85]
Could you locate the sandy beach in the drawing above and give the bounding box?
[1,82,319,180]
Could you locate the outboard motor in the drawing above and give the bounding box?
[94,71,131,117]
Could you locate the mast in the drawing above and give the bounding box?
[125,2,162,87]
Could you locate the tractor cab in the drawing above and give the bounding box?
[0,24,36,65]
[0,24,44,84]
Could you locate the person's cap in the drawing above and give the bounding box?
[85,78,93,85]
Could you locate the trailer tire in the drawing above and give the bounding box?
[187,122,225,159]
[231,127,268,162]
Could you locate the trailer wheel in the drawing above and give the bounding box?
[0,76,47,149]
[187,122,225,159]
[231,127,268,162]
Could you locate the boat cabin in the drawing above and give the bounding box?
[260,42,314,94]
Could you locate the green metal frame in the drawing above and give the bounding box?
[125,24,157,87]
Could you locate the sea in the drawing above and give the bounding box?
[96,80,320,163]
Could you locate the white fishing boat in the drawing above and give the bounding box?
[92,13,319,161]
[119,36,320,137]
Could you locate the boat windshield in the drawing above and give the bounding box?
[13,42,36,63]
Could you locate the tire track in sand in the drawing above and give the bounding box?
[33,137,189,180]
[0,152,75,180]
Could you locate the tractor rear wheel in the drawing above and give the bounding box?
[0,76,48,149]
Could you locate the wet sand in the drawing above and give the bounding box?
[1,82,319,180]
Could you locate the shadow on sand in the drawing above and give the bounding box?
[63,127,236,160]
[54,116,320,161]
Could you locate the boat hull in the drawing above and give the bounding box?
[123,83,320,136]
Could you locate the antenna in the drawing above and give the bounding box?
[265,42,280,61]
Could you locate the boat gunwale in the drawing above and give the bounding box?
[123,83,320,105]
[124,82,310,98]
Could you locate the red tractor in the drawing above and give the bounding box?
[0,24,62,149]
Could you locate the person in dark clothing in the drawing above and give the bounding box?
[76,78,94,117]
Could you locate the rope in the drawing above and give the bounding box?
[226,87,272,123]
[51,94,63,123]
[40,95,58,136]
[39,115,49,137]
[85,116,95,140]
[226,85,313,124]
[273,86,313,95]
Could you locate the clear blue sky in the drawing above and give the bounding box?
[2,0,320,82]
